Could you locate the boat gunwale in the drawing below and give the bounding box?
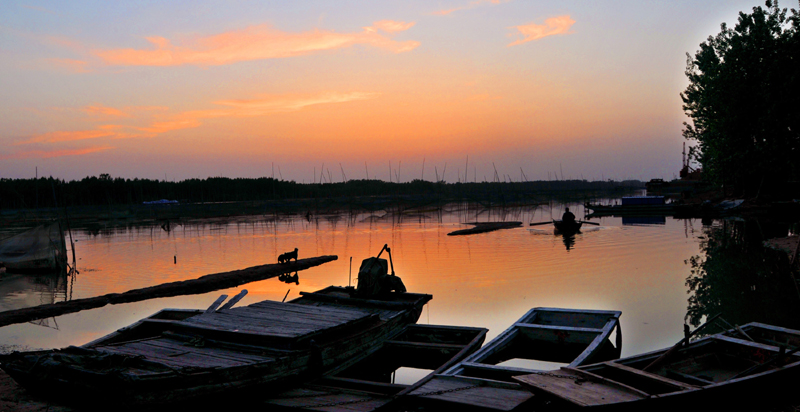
[512,321,800,409]
[442,307,622,378]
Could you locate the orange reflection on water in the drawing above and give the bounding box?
[0,207,703,358]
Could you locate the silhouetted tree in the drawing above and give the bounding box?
[682,1,800,197]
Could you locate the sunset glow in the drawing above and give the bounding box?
[0,1,762,182]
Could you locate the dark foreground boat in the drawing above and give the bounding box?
[553,219,583,233]
[514,322,800,410]
[0,284,431,408]
[404,307,622,411]
[264,323,488,411]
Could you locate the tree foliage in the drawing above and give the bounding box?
[682,1,800,196]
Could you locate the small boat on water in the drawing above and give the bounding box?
[553,219,583,233]
[0,283,431,408]
[0,222,68,274]
[404,307,622,411]
[514,322,800,410]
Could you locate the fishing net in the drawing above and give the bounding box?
[0,222,67,273]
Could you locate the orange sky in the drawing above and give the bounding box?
[0,1,761,182]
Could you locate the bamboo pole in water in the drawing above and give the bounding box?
[0,255,338,327]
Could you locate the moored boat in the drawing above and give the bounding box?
[0,282,431,408]
[553,219,583,233]
[263,323,488,411]
[514,322,800,410]
[403,307,622,411]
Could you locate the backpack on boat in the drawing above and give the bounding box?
[356,257,406,297]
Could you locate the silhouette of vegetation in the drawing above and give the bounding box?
[685,219,800,334]
[682,1,800,197]
[0,175,642,210]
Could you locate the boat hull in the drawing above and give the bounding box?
[0,286,431,408]
[553,219,583,233]
[514,322,800,410]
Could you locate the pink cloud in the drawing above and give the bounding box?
[94,22,418,67]
[508,15,575,46]
[0,146,114,160]
[18,127,118,145]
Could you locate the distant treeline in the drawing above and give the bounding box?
[0,174,643,210]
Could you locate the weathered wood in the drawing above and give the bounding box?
[205,294,228,313]
[0,286,432,408]
[219,289,248,310]
[408,376,534,411]
[602,361,698,391]
[514,368,647,407]
[0,255,338,327]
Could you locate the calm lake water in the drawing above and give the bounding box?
[1,200,797,380]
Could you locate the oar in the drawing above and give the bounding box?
[579,221,600,226]
[530,221,553,226]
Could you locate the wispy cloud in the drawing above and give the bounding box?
[508,15,575,46]
[0,146,114,160]
[83,105,131,117]
[216,92,381,114]
[431,0,506,16]
[137,91,381,134]
[18,91,381,145]
[47,58,91,73]
[93,21,418,67]
[18,127,119,145]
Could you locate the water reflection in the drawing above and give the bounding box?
[0,270,72,329]
[278,271,300,285]
[685,218,800,335]
[561,232,577,251]
[0,201,784,361]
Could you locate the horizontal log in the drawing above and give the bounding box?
[0,255,338,327]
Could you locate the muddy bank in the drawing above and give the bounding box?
[0,256,337,327]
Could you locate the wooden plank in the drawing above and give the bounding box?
[219,289,248,310]
[603,362,698,391]
[513,368,647,407]
[408,376,533,411]
[100,342,252,369]
[571,316,620,367]
[204,294,228,313]
[141,337,272,363]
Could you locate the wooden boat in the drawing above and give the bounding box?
[0,222,68,274]
[514,322,800,410]
[404,307,622,411]
[0,286,432,408]
[553,219,583,233]
[264,323,488,411]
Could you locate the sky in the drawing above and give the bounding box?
[0,0,767,183]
